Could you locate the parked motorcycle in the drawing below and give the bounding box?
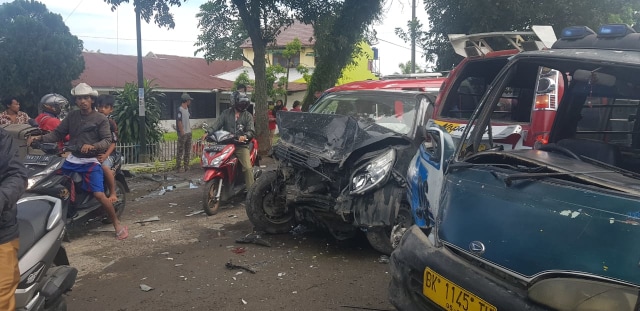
[201,130,260,215]
[25,142,128,225]
[15,192,77,310]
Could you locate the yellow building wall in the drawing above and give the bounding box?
[242,48,255,67]
[335,42,378,85]
[245,42,377,86]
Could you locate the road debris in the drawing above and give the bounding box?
[151,228,172,233]
[230,247,246,254]
[134,216,160,224]
[241,299,247,305]
[186,210,204,217]
[235,232,271,247]
[225,261,256,274]
[378,255,390,264]
[189,182,198,189]
[139,284,154,292]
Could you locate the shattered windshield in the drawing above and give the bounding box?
[309,92,417,135]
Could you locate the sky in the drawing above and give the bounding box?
[6,0,430,76]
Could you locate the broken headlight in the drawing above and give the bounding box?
[351,149,396,195]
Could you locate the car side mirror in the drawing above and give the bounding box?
[425,130,442,163]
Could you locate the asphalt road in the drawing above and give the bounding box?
[64,167,396,311]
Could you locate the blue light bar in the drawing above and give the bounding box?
[560,26,595,39]
[598,24,636,38]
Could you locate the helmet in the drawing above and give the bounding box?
[232,91,250,112]
[39,93,68,116]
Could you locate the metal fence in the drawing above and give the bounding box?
[116,140,204,164]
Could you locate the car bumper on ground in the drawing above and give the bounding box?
[388,225,551,311]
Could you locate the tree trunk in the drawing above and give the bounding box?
[252,44,271,155]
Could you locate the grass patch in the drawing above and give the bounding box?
[163,129,206,142]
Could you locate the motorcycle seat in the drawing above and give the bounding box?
[16,199,54,259]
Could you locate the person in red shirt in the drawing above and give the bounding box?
[269,99,287,142]
[34,94,69,149]
[291,100,302,112]
[34,94,67,132]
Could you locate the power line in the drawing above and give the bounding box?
[77,35,195,43]
[65,0,85,22]
[376,38,426,54]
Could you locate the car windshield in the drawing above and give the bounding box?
[309,92,418,135]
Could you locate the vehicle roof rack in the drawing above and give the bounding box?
[552,24,640,51]
[448,25,556,57]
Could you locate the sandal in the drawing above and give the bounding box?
[116,226,129,240]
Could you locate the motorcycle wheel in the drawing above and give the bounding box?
[203,178,222,216]
[366,203,413,255]
[246,170,295,234]
[102,180,127,224]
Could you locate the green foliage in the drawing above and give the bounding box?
[423,0,640,71]
[113,79,165,145]
[396,61,427,74]
[104,0,186,29]
[302,0,384,110]
[233,71,254,91]
[0,0,84,116]
[195,1,247,60]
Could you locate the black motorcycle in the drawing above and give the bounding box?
[26,142,128,225]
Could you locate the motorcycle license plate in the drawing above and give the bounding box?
[423,268,496,311]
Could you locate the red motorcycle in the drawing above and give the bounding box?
[201,130,260,215]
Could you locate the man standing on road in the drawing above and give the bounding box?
[0,127,28,310]
[29,83,128,240]
[176,93,193,173]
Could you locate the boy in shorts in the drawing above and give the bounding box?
[96,95,119,203]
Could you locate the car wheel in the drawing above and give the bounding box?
[245,170,295,234]
[366,203,413,255]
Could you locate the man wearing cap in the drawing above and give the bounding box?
[176,92,193,172]
[28,83,128,240]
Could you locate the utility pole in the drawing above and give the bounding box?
[135,5,148,162]
[411,0,416,73]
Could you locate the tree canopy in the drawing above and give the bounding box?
[104,0,187,29]
[0,0,84,116]
[300,0,383,110]
[195,0,349,153]
[423,0,640,71]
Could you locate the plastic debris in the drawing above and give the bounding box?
[241,299,247,305]
[166,185,175,191]
[189,182,198,189]
[378,255,390,264]
[140,284,154,292]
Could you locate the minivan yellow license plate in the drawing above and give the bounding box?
[423,268,497,311]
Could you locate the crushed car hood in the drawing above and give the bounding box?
[276,111,407,163]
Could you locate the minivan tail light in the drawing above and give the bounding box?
[534,94,557,110]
